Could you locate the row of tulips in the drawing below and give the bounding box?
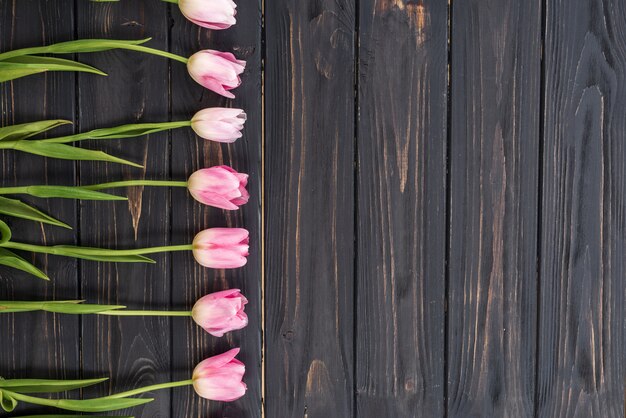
[0,0,254,414]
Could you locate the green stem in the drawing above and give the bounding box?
[101,379,193,399]
[116,44,188,64]
[161,0,179,3]
[82,180,188,190]
[0,186,29,195]
[98,310,192,317]
[1,242,193,257]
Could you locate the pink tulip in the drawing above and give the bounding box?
[192,289,248,337]
[192,228,249,269]
[187,50,246,98]
[178,0,237,30]
[187,166,249,210]
[191,108,246,143]
[192,348,246,401]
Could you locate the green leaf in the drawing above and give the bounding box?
[0,220,11,244]
[11,141,143,168]
[0,300,126,314]
[0,378,108,394]
[0,38,152,61]
[51,246,155,263]
[4,389,153,413]
[20,186,126,201]
[0,389,17,412]
[43,121,190,144]
[0,56,106,82]
[0,248,48,280]
[18,415,133,418]
[0,120,72,142]
[0,196,70,229]
[52,396,153,413]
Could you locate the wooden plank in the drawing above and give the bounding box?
[0,0,78,414]
[169,2,263,417]
[264,0,355,416]
[447,0,541,416]
[536,0,626,416]
[75,3,171,418]
[355,0,447,416]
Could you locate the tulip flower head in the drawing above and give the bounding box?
[193,348,246,401]
[191,107,246,143]
[187,166,249,210]
[178,0,237,30]
[192,289,248,337]
[192,228,249,269]
[187,50,246,98]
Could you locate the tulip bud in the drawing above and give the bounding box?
[187,50,246,98]
[191,108,246,143]
[192,348,247,402]
[187,166,249,210]
[192,228,249,269]
[192,289,248,337]
[178,0,237,30]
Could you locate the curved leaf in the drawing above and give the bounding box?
[0,196,70,228]
[41,121,190,144]
[0,120,71,141]
[0,38,152,61]
[0,300,125,314]
[11,141,143,167]
[0,389,17,412]
[5,389,153,413]
[21,186,126,201]
[52,246,155,263]
[0,56,106,82]
[0,66,46,82]
[0,220,11,244]
[0,248,48,280]
[0,377,108,394]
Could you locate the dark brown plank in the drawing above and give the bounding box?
[76,3,171,417]
[536,0,626,416]
[447,0,541,416]
[0,0,78,414]
[264,0,355,416]
[355,0,447,416]
[169,3,263,417]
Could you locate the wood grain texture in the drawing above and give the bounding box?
[0,0,79,415]
[264,0,355,416]
[169,2,263,417]
[447,0,541,417]
[536,0,626,416]
[355,0,447,416]
[76,3,171,418]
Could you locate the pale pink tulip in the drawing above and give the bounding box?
[192,228,249,269]
[187,166,249,210]
[187,50,246,98]
[191,108,246,143]
[192,348,246,402]
[178,0,237,30]
[192,289,248,337]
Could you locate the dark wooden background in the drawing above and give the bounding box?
[1,0,626,417]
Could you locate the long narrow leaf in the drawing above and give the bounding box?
[0,38,151,61]
[11,141,143,168]
[0,120,71,142]
[0,390,17,412]
[51,246,156,263]
[0,196,70,229]
[0,378,108,394]
[0,66,46,82]
[4,390,153,413]
[19,186,126,201]
[18,415,133,418]
[0,300,126,314]
[41,121,190,144]
[0,248,48,280]
[0,56,106,82]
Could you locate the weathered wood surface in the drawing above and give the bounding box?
[0,1,79,415]
[264,0,356,416]
[447,0,541,417]
[356,0,447,416]
[3,0,626,417]
[536,0,626,417]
